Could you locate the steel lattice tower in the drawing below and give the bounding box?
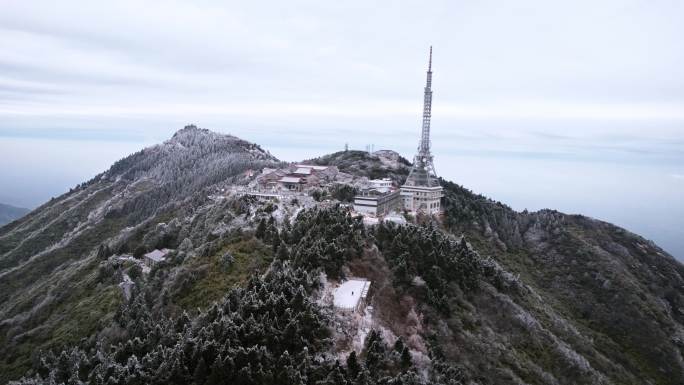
[405,46,439,187]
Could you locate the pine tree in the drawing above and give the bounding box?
[255,218,267,239]
[97,244,111,260]
[400,347,412,370]
[393,338,405,354]
[270,230,281,252]
[54,351,70,384]
[276,241,289,260]
[205,355,226,385]
[193,357,208,385]
[346,351,361,378]
[319,363,347,385]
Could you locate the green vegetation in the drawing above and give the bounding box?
[4,128,684,385]
[0,260,122,383]
[15,262,455,385]
[286,207,366,279]
[174,238,273,309]
[329,183,358,203]
[373,221,496,312]
[309,150,410,184]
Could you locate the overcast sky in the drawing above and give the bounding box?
[1,0,682,142]
[0,0,683,256]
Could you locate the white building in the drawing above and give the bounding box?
[354,188,402,217]
[144,248,170,268]
[400,185,443,215]
[333,279,371,312]
[369,178,393,192]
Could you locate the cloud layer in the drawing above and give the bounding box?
[0,0,683,149]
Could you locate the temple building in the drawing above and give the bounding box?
[256,164,337,192]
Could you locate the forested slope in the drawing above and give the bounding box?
[439,179,684,384]
[2,127,683,385]
[0,126,278,382]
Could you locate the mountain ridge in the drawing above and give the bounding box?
[1,126,682,385]
[0,203,30,227]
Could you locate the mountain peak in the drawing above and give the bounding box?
[2,128,683,385]
[164,124,234,147]
[95,126,279,194]
[170,124,221,139]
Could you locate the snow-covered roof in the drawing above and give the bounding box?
[293,167,313,175]
[383,213,407,225]
[144,249,168,262]
[333,279,371,311]
[362,217,380,226]
[279,176,302,183]
[259,168,286,178]
[295,164,328,171]
[357,187,393,197]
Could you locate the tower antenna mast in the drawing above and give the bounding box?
[405,46,438,187]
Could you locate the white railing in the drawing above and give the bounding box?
[228,186,307,199]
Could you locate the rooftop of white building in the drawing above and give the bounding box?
[144,249,169,262]
[333,279,370,311]
[295,164,329,171]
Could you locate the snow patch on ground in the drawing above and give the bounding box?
[318,272,429,378]
[383,213,407,225]
[119,273,134,301]
[351,306,375,353]
[362,217,379,226]
[114,254,150,274]
[332,305,383,363]
[317,272,334,308]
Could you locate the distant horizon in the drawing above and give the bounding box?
[1,0,682,258]
[1,124,682,262]
[3,3,684,384]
